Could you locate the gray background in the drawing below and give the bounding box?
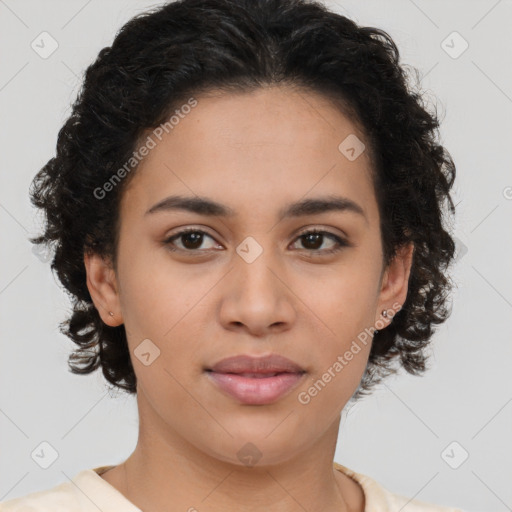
[1,1,511,511]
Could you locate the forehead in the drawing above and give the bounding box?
[120,85,377,224]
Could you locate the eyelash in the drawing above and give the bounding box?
[163,227,349,256]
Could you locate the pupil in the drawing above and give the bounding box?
[304,233,322,250]
[180,232,325,250]
[183,232,202,249]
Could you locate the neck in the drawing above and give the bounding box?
[103,393,364,512]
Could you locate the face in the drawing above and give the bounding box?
[85,85,413,467]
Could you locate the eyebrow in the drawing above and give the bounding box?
[145,194,368,224]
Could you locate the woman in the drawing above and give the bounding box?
[1,0,463,510]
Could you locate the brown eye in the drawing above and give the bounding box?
[292,229,348,254]
[179,231,204,250]
[163,228,349,256]
[164,229,219,252]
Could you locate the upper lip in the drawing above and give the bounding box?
[207,354,305,374]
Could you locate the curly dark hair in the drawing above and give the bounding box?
[29,0,457,401]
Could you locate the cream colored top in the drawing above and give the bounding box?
[0,462,464,511]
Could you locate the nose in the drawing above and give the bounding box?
[218,247,296,337]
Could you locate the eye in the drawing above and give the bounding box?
[163,227,349,255]
[163,228,220,252]
[290,229,349,255]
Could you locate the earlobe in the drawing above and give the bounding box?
[375,242,414,328]
[83,251,123,326]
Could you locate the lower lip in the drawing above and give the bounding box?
[206,371,305,405]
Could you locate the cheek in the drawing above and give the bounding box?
[309,262,381,332]
[118,265,211,384]
[291,332,371,437]
[298,265,379,393]
[117,247,193,334]
[297,321,373,415]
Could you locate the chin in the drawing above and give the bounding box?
[194,421,313,468]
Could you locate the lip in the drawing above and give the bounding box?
[205,354,306,405]
[208,353,305,374]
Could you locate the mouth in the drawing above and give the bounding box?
[205,371,306,405]
[205,354,306,405]
[216,371,290,378]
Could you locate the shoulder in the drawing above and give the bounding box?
[0,480,81,511]
[0,466,117,512]
[0,465,139,512]
[333,462,465,512]
[381,490,464,512]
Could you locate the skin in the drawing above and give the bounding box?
[84,85,414,512]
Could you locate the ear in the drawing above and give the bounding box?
[375,242,414,327]
[84,251,123,326]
